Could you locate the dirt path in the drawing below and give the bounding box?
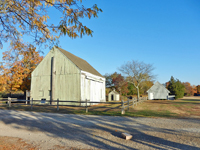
[0,109,200,150]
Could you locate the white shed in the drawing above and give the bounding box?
[31,46,106,105]
[108,89,120,101]
[147,81,170,100]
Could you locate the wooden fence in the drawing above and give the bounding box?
[121,97,147,114]
[0,97,148,114]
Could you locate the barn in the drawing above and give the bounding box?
[31,46,106,105]
[147,81,170,100]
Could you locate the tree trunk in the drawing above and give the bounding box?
[137,87,140,102]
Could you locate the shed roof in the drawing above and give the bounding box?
[147,81,170,93]
[109,90,119,95]
[56,47,103,77]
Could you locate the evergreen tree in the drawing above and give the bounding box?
[167,76,185,99]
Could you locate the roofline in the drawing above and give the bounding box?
[55,46,81,72]
[147,81,170,93]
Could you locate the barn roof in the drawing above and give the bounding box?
[56,47,103,77]
[147,81,170,93]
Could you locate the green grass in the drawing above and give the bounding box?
[125,110,177,118]
[0,103,178,118]
[173,104,181,107]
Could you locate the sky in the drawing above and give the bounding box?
[1,0,200,85]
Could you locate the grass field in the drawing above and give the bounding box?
[0,96,200,118]
[130,96,200,118]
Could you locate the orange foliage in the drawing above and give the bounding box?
[182,82,194,96]
[0,0,102,50]
[197,85,200,94]
[0,44,43,93]
[192,85,197,94]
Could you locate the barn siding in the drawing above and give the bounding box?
[31,48,54,101]
[31,47,81,104]
[54,48,81,105]
[80,71,106,105]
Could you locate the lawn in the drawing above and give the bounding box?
[0,96,200,118]
[131,96,200,118]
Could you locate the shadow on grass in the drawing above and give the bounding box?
[0,104,179,118]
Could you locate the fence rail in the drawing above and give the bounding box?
[0,97,148,114]
[121,97,148,114]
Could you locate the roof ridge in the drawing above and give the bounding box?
[56,46,103,77]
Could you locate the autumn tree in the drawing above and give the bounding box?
[197,85,200,94]
[0,0,102,49]
[119,60,155,101]
[193,85,197,95]
[182,82,194,96]
[140,80,154,95]
[127,80,153,96]
[112,73,128,96]
[0,43,43,95]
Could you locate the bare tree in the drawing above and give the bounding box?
[119,60,155,101]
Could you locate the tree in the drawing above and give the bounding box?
[0,0,102,49]
[140,80,154,95]
[104,73,114,88]
[119,60,155,101]
[193,85,197,94]
[182,82,194,96]
[0,43,43,94]
[112,73,128,96]
[197,85,200,94]
[127,83,137,95]
[167,76,185,99]
[127,80,153,96]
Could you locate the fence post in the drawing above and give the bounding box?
[85,99,88,113]
[31,98,33,110]
[8,97,11,108]
[127,99,129,111]
[121,99,125,114]
[57,98,59,111]
[132,99,134,108]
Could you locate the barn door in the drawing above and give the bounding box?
[149,93,153,100]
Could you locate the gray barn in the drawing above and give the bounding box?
[147,81,170,100]
[31,46,106,105]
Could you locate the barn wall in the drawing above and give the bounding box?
[54,49,81,104]
[31,48,54,102]
[80,71,105,105]
[31,47,81,105]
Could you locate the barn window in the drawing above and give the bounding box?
[41,98,46,103]
[39,90,44,97]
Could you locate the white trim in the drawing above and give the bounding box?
[81,70,105,82]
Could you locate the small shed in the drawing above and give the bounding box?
[108,89,120,101]
[147,81,170,100]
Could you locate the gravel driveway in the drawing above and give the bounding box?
[0,109,200,150]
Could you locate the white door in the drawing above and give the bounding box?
[149,93,153,100]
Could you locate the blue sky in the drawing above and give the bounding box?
[1,0,200,85]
